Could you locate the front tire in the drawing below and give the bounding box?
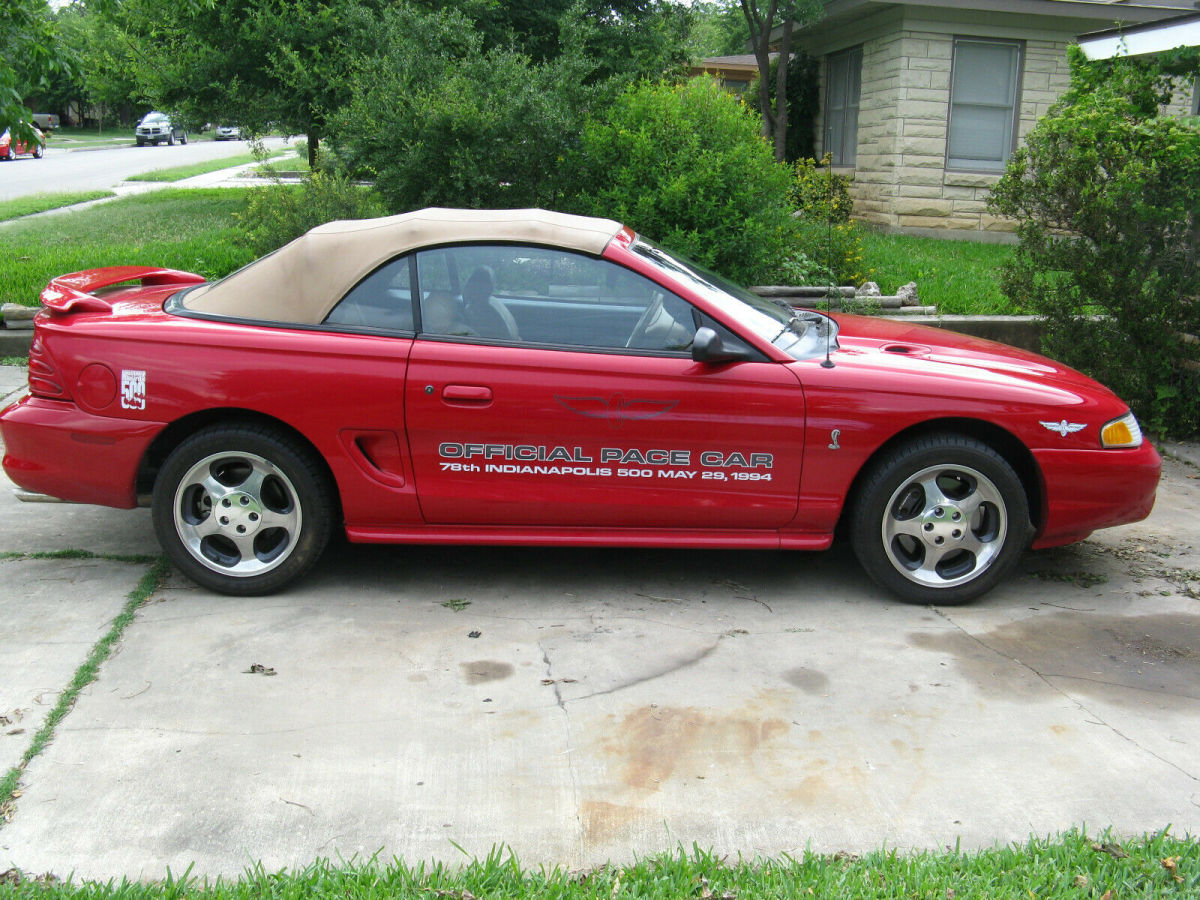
[849,434,1031,605]
[152,424,335,595]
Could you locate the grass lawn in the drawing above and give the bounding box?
[0,191,115,222]
[42,126,133,150]
[0,832,1193,898]
[858,229,1018,315]
[0,188,256,306]
[127,150,291,183]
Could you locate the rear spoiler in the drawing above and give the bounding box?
[39,266,206,314]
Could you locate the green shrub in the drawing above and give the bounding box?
[237,172,385,256]
[789,219,865,288]
[782,156,863,286]
[792,156,853,224]
[988,48,1200,436]
[328,4,611,212]
[567,78,799,285]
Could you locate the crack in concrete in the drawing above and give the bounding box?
[567,640,721,703]
[539,639,583,860]
[933,607,1200,784]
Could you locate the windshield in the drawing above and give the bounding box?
[629,238,837,361]
[140,113,168,125]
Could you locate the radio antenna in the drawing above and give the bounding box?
[820,151,836,369]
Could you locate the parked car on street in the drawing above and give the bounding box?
[0,125,45,160]
[0,209,1161,602]
[214,124,241,141]
[135,112,187,146]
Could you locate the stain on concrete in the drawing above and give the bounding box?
[911,613,1200,709]
[601,706,789,793]
[581,800,643,845]
[783,666,829,694]
[459,660,514,684]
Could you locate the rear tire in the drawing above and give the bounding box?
[849,434,1031,605]
[152,424,335,595]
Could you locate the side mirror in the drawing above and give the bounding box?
[692,326,753,364]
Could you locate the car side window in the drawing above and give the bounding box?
[324,255,414,332]
[415,245,697,354]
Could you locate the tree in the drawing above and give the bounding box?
[738,0,820,161]
[413,0,693,75]
[33,4,144,130]
[1,0,70,142]
[988,47,1200,435]
[687,1,751,59]
[330,4,616,211]
[112,0,383,166]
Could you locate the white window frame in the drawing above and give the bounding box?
[946,37,1023,173]
[824,46,862,167]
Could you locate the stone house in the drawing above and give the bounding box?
[786,0,1199,236]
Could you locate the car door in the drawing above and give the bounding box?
[403,244,805,531]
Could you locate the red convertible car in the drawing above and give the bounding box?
[0,125,45,160]
[0,208,1160,603]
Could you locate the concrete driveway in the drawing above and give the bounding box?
[1,365,1198,880]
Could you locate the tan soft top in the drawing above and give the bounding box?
[181,207,625,324]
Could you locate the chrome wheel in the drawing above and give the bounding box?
[881,464,1007,589]
[850,434,1031,605]
[172,450,303,577]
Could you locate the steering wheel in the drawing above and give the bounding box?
[626,293,665,349]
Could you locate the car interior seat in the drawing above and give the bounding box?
[462,267,520,340]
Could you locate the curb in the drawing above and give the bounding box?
[0,329,33,356]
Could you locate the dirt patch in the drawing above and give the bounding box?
[783,666,829,694]
[600,706,789,793]
[459,660,514,684]
[911,612,1200,710]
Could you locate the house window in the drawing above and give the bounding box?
[947,38,1022,172]
[825,47,862,166]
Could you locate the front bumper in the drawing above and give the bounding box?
[0,396,163,508]
[1031,442,1162,548]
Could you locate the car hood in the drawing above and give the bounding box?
[827,313,1119,406]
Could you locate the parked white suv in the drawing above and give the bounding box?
[135,112,187,146]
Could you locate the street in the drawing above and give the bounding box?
[0,136,291,202]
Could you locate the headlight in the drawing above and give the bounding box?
[1101,411,1143,448]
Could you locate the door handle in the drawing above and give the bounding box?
[442,384,493,404]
